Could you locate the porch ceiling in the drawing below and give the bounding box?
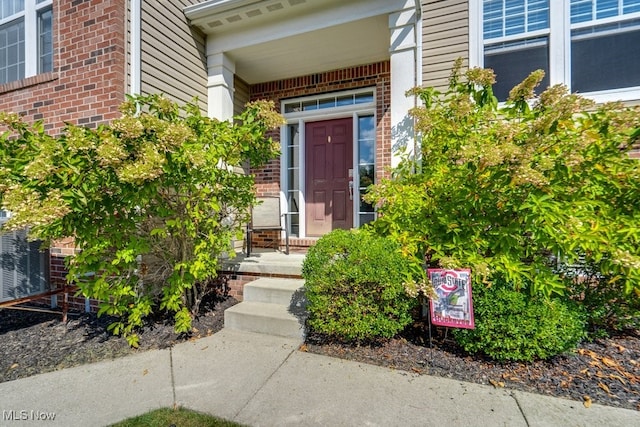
[229,16,389,84]
[185,0,394,84]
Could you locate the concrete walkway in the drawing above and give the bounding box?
[0,329,637,426]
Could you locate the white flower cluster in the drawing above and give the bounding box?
[612,249,640,270]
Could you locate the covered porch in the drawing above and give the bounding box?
[185,0,421,246]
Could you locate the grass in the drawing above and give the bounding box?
[110,407,245,427]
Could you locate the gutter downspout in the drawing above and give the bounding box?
[130,0,141,96]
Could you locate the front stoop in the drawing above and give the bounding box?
[224,277,307,341]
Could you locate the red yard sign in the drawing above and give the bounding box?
[427,269,475,329]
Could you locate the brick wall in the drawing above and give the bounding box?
[250,61,392,193]
[0,0,126,134]
[248,61,392,249]
[246,231,316,254]
[49,237,76,289]
[39,292,99,314]
[220,270,303,301]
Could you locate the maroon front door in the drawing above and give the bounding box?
[305,118,353,236]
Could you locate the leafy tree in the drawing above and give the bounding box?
[367,59,640,329]
[0,95,283,346]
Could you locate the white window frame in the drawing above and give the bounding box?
[470,0,640,103]
[355,113,377,228]
[281,88,376,238]
[0,0,53,84]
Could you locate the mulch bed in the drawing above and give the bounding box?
[2,299,639,412]
[0,295,237,383]
[305,320,640,412]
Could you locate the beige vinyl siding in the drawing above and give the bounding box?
[140,0,207,112]
[234,76,250,116]
[421,0,469,91]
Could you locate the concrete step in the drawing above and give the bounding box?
[224,301,305,340]
[220,251,305,277]
[224,277,308,340]
[243,277,305,305]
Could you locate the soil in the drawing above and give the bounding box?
[2,299,639,412]
[0,294,236,383]
[305,322,640,412]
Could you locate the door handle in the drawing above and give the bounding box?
[348,181,354,200]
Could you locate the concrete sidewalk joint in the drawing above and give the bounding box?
[170,347,177,408]
[510,392,531,427]
[231,345,298,421]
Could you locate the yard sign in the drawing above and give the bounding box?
[427,268,475,329]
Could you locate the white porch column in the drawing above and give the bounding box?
[207,52,235,120]
[389,1,419,168]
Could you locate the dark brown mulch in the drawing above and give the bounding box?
[304,320,640,412]
[2,298,639,412]
[0,294,237,384]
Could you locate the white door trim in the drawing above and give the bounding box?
[281,89,376,238]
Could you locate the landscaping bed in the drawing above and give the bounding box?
[0,295,236,383]
[305,321,640,412]
[1,298,638,412]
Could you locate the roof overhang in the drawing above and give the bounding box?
[185,0,409,84]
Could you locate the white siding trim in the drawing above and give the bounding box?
[416,2,423,87]
[201,0,408,53]
[130,0,141,95]
[469,0,482,67]
[549,0,568,87]
[390,1,418,167]
[23,0,37,77]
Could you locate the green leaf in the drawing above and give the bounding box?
[0,94,283,346]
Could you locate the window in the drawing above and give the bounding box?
[286,123,301,236]
[357,115,376,226]
[570,1,640,93]
[37,6,52,74]
[482,0,551,100]
[283,91,375,114]
[476,0,640,101]
[0,0,53,85]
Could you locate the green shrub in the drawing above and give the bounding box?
[0,95,283,346]
[561,258,640,337]
[302,229,416,342]
[367,59,640,304]
[453,282,586,362]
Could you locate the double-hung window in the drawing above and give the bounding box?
[570,0,640,94]
[474,1,640,102]
[0,0,53,85]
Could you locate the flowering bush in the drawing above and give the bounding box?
[0,95,283,346]
[367,59,640,332]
